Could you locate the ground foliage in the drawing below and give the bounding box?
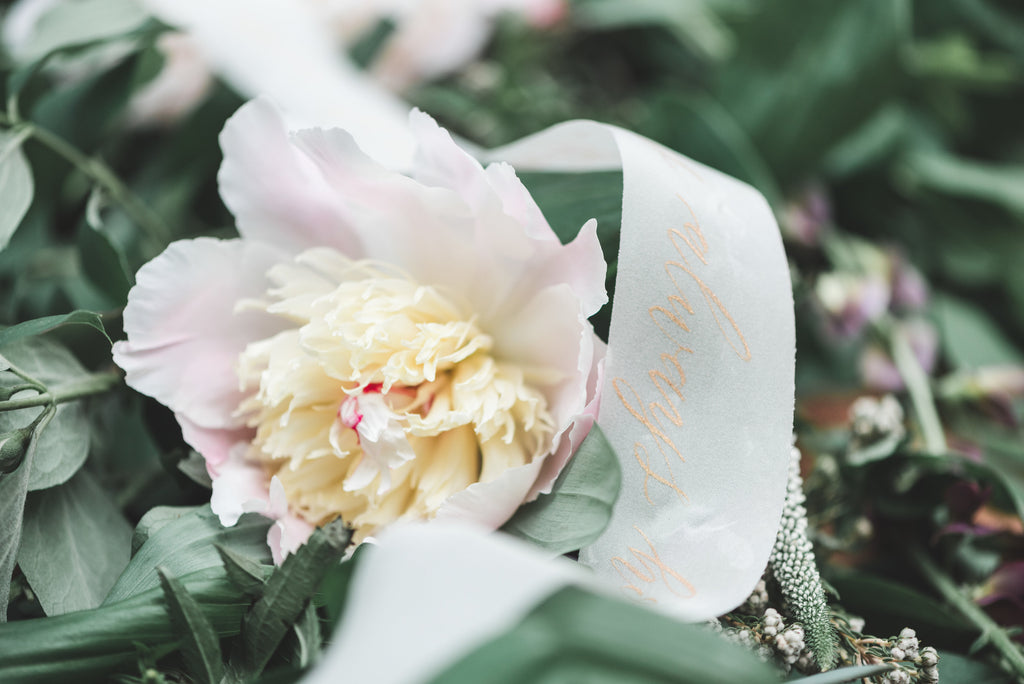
[1,0,1024,681]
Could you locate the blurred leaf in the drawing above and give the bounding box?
[790,664,895,683]
[77,223,133,306]
[715,0,909,182]
[933,294,1023,369]
[0,405,53,622]
[0,566,250,683]
[825,567,978,649]
[287,603,321,669]
[0,337,93,491]
[0,130,35,253]
[639,92,781,205]
[11,0,149,63]
[936,650,1015,683]
[428,586,778,684]
[104,506,272,604]
[18,469,131,616]
[902,149,1024,217]
[232,519,351,678]
[158,567,225,684]
[502,424,621,556]
[575,0,737,61]
[0,310,109,348]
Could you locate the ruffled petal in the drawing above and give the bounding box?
[112,237,289,429]
[219,98,366,257]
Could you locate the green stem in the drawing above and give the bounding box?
[0,371,121,411]
[910,545,1024,679]
[9,121,172,249]
[888,320,947,455]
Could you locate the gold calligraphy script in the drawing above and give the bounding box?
[609,145,752,601]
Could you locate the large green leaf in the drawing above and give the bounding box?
[18,469,131,616]
[0,337,94,491]
[0,566,250,683]
[790,664,896,683]
[428,586,778,684]
[0,405,52,622]
[0,130,35,253]
[501,424,621,556]
[714,0,909,182]
[103,506,272,604]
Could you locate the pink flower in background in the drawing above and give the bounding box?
[112,99,605,561]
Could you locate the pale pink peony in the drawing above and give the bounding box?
[112,99,605,561]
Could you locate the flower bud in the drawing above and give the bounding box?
[0,426,33,475]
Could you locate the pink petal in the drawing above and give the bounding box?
[176,413,254,474]
[530,337,606,498]
[112,237,288,429]
[209,446,271,527]
[218,98,366,257]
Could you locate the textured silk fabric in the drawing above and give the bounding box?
[491,123,795,620]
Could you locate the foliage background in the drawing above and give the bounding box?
[1,0,1024,682]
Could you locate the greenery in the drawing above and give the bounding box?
[2,0,1024,681]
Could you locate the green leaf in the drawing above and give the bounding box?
[0,129,35,253]
[933,294,1023,369]
[0,405,53,622]
[104,505,272,604]
[217,543,270,599]
[0,338,93,491]
[288,603,322,669]
[232,519,351,678]
[501,424,621,556]
[428,586,778,684]
[0,310,110,348]
[789,664,895,683]
[0,566,251,683]
[158,567,225,684]
[18,469,131,616]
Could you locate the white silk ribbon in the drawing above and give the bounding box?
[491,122,795,620]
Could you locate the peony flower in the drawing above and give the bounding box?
[112,98,606,561]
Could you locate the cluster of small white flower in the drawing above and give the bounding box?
[740,579,770,615]
[850,394,905,441]
[769,445,838,669]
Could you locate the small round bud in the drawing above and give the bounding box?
[0,427,33,475]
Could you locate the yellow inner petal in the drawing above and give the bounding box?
[236,248,555,540]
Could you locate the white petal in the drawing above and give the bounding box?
[112,237,288,429]
[218,98,365,257]
[209,446,270,527]
[435,458,544,528]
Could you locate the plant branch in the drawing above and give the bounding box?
[1,118,171,250]
[0,371,121,412]
[888,320,947,455]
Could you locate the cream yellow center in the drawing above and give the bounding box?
[236,248,554,539]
